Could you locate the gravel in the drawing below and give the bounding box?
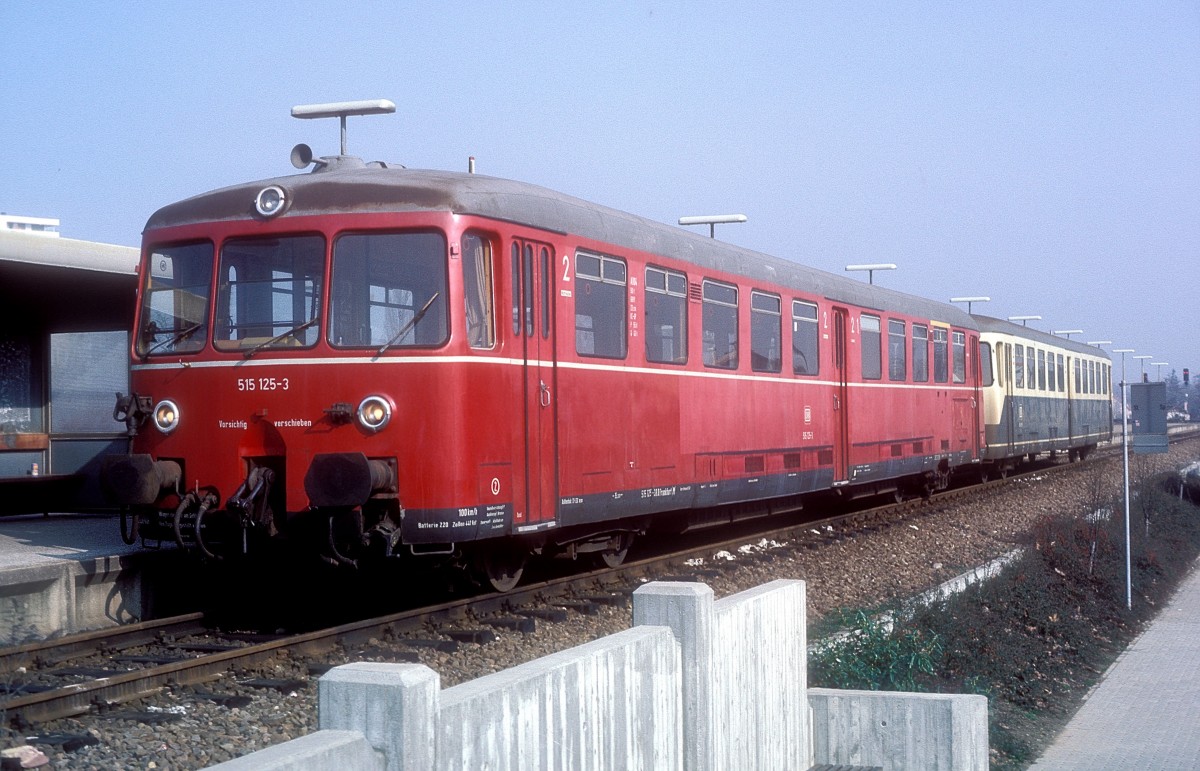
[4,440,1195,769]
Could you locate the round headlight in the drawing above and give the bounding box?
[153,400,181,434]
[254,185,287,217]
[356,395,392,432]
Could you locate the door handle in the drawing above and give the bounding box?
[540,380,551,407]
[833,395,841,410]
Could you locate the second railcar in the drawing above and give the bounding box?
[975,316,1113,475]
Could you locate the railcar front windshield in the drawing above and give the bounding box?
[214,236,325,352]
[329,231,449,349]
[137,241,214,357]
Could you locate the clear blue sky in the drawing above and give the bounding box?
[3,2,1197,381]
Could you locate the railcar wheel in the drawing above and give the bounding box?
[480,542,527,593]
[599,534,633,568]
[998,465,1009,479]
[979,467,990,483]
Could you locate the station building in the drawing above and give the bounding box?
[0,220,138,513]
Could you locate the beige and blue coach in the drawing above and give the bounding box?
[975,316,1113,477]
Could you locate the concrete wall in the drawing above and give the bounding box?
[810,688,989,770]
[0,554,153,645]
[206,578,989,771]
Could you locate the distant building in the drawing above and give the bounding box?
[0,213,60,237]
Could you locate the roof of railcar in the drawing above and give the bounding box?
[146,159,975,329]
[972,315,1111,360]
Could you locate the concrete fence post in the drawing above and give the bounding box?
[318,662,439,771]
[632,581,715,771]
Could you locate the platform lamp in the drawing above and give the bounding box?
[845,263,897,285]
[950,296,990,314]
[1112,347,1135,610]
[1053,329,1083,339]
[1152,362,1169,382]
[1007,315,1041,327]
[678,214,747,239]
[1133,355,1152,384]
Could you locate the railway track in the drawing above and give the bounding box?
[4,427,1197,729]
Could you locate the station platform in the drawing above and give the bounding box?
[0,513,182,646]
[1028,561,1200,770]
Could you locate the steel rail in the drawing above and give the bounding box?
[0,613,207,675]
[4,428,1196,726]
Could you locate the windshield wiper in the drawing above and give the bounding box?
[143,322,203,357]
[375,292,440,359]
[243,316,319,359]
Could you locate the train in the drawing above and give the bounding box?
[102,101,1113,591]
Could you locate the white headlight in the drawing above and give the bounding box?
[356,395,392,432]
[153,400,181,434]
[255,185,287,217]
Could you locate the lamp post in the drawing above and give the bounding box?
[950,296,990,314]
[1008,315,1042,327]
[1133,355,1152,383]
[1053,329,1083,339]
[678,214,747,239]
[1113,347,1134,610]
[845,264,897,285]
[1152,362,1169,381]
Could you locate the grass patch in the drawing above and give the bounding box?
[809,469,1200,770]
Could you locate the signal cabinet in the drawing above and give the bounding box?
[1130,382,1168,454]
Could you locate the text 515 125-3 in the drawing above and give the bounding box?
[237,377,290,392]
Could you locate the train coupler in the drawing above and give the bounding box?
[226,467,277,536]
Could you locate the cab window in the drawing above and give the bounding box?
[462,233,495,349]
[328,231,448,349]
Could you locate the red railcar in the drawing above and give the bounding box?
[104,105,983,589]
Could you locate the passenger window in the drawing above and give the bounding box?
[1057,354,1065,392]
[1074,358,1082,393]
[510,243,521,336]
[462,233,495,349]
[574,251,627,359]
[540,247,551,339]
[1015,344,1025,389]
[1037,349,1046,391]
[888,319,906,381]
[792,301,819,375]
[912,324,929,382]
[860,314,882,380]
[1047,352,1056,393]
[952,331,966,383]
[751,291,782,373]
[980,342,994,387]
[702,280,738,369]
[933,327,949,383]
[645,267,688,364]
[523,245,535,338]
